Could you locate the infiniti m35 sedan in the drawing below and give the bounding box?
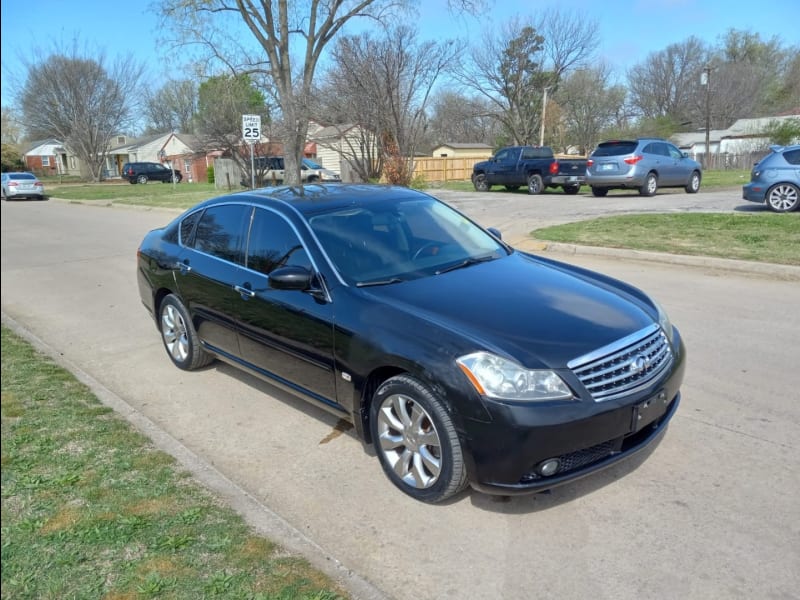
[137,184,685,503]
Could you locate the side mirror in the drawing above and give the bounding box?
[487,227,502,240]
[269,265,313,290]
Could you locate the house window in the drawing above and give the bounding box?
[69,156,77,169]
[42,156,50,167]
[117,136,125,144]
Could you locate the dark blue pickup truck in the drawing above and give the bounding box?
[472,146,587,194]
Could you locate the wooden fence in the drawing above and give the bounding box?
[411,156,487,182]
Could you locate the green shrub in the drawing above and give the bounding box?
[206,165,215,184]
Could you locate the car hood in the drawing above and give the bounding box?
[360,252,656,368]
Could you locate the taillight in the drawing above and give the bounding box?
[34,182,43,187]
[8,181,18,187]
[587,159,594,167]
[549,161,559,175]
[624,155,643,165]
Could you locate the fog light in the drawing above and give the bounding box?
[537,458,560,477]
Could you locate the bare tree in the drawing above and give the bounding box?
[314,25,462,183]
[455,10,598,146]
[555,66,627,154]
[160,0,484,185]
[143,80,198,134]
[195,73,272,183]
[1,107,23,145]
[19,46,143,181]
[425,91,500,146]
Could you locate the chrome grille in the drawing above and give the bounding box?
[568,324,673,402]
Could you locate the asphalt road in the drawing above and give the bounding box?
[2,189,799,600]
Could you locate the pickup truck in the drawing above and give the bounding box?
[471,146,587,194]
[242,156,341,187]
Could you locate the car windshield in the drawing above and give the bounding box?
[308,196,508,285]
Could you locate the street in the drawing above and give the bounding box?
[2,192,799,600]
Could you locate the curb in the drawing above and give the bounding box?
[510,238,800,281]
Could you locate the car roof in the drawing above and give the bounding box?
[191,183,431,216]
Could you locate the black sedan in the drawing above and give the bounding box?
[137,184,685,503]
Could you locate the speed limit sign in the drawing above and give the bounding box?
[242,114,261,142]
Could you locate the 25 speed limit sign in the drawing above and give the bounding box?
[242,114,261,142]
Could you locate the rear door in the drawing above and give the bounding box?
[174,203,251,358]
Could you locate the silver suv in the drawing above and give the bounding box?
[586,138,702,197]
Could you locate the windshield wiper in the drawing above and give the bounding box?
[435,254,497,275]
[356,277,405,287]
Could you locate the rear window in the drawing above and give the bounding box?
[592,141,638,157]
[11,173,36,180]
[783,149,800,165]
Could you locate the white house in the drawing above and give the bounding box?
[307,121,378,182]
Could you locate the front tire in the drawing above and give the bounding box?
[527,173,543,195]
[766,183,799,212]
[639,172,658,196]
[685,171,701,193]
[370,374,468,503]
[473,174,490,192]
[159,294,214,371]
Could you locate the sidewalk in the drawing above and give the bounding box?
[510,236,800,281]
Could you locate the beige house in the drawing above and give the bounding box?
[307,121,378,182]
[431,143,493,159]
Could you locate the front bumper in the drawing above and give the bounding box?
[462,337,686,495]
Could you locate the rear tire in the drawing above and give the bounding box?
[591,186,608,197]
[639,172,658,196]
[159,294,214,371]
[527,173,543,195]
[685,171,701,193]
[370,374,468,503]
[766,183,799,212]
[137,174,149,184]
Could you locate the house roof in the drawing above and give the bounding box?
[672,114,800,148]
[434,142,493,150]
[22,139,64,155]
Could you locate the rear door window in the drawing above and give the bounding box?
[192,204,251,264]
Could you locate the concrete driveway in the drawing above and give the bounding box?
[2,190,799,600]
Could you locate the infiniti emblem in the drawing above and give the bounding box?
[629,355,650,374]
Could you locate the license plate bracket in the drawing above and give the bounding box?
[631,390,669,432]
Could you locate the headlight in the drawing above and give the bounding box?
[456,352,573,401]
[653,299,675,345]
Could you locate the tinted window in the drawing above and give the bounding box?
[666,144,684,159]
[592,141,638,156]
[11,173,36,180]
[783,149,800,165]
[179,210,202,245]
[193,205,250,263]
[494,149,512,162]
[246,208,310,274]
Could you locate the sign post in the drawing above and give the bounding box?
[242,114,261,189]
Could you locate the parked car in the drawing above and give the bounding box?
[137,184,685,503]
[742,144,800,213]
[122,162,183,184]
[471,146,587,194]
[1,172,45,200]
[586,138,702,197]
[241,156,341,187]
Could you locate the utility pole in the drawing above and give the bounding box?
[702,66,711,169]
[539,87,550,147]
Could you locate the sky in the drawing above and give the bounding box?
[2,0,798,109]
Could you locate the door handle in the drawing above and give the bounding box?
[234,285,255,298]
[176,261,192,273]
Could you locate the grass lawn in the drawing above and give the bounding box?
[532,213,800,265]
[1,325,348,600]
